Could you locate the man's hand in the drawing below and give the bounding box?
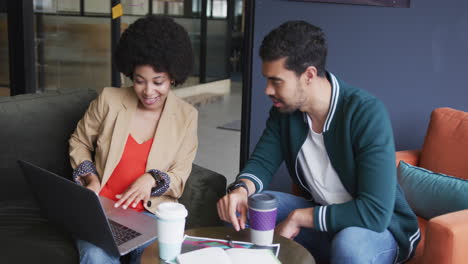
[275,208,314,240]
[217,187,249,231]
[275,216,301,239]
[82,173,100,194]
[114,173,156,209]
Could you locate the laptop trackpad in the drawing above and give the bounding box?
[99,196,157,236]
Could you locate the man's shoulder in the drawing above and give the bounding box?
[338,81,385,113]
[340,82,375,102]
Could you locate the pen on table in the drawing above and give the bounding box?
[226,235,235,248]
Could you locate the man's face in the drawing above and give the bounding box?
[262,58,307,113]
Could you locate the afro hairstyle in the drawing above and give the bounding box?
[114,15,194,86]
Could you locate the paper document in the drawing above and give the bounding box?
[167,235,281,264]
[176,247,281,264]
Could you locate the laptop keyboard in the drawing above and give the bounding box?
[108,219,142,246]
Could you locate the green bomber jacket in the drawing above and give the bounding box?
[239,73,420,263]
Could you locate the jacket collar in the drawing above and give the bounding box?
[302,72,340,133]
[101,87,176,185]
[324,72,340,132]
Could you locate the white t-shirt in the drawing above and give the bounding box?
[297,114,352,205]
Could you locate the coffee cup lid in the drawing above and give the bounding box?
[155,202,188,220]
[248,193,278,210]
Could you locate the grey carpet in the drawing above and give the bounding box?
[217,119,241,131]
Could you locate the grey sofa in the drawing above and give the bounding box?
[0,89,226,263]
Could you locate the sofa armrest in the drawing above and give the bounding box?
[179,164,227,229]
[0,200,79,263]
[421,209,468,264]
[396,150,421,166]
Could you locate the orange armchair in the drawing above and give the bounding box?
[396,107,468,264]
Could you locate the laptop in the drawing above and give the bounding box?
[18,160,158,257]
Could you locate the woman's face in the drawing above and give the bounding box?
[132,65,172,111]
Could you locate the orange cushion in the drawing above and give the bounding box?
[419,108,468,180]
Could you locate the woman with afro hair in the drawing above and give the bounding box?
[69,15,197,263]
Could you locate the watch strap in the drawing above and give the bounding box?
[227,180,249,196]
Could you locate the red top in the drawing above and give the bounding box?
[100,134,154,212]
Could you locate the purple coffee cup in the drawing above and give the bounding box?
[248,193,278,245]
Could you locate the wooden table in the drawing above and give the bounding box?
[142,226,315,264]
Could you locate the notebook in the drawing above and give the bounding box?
[18,160,158,257]
[176,247,281,264]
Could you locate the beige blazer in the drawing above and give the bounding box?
[69,87,198,214]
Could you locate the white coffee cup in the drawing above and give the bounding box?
[155,202,188,261]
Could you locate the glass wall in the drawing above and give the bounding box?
[122,0,148,15]
[31,0,112,91]
[231,0,243,73]
[1,0,233,93]
[57,1,80,13]
[171,17,201,86]
[153,0,184,16]
[36,15,111,91]
[84,0,111,15]
[2,0,244,183]
[0,13,9,89]
[208,0,227,18]
[206,19,228,82]
[0,13,9,96]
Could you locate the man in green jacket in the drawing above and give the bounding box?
[217,21,420,263]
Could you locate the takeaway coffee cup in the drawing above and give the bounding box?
[248,193,278,245]
[155,202,188,261]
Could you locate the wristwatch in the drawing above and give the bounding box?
[227,180,249,196]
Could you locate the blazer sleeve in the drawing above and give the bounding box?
[69,91,105,170]
[163,110,198,199]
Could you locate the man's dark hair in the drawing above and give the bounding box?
[114,15,193,86]
[259,21,327,77]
